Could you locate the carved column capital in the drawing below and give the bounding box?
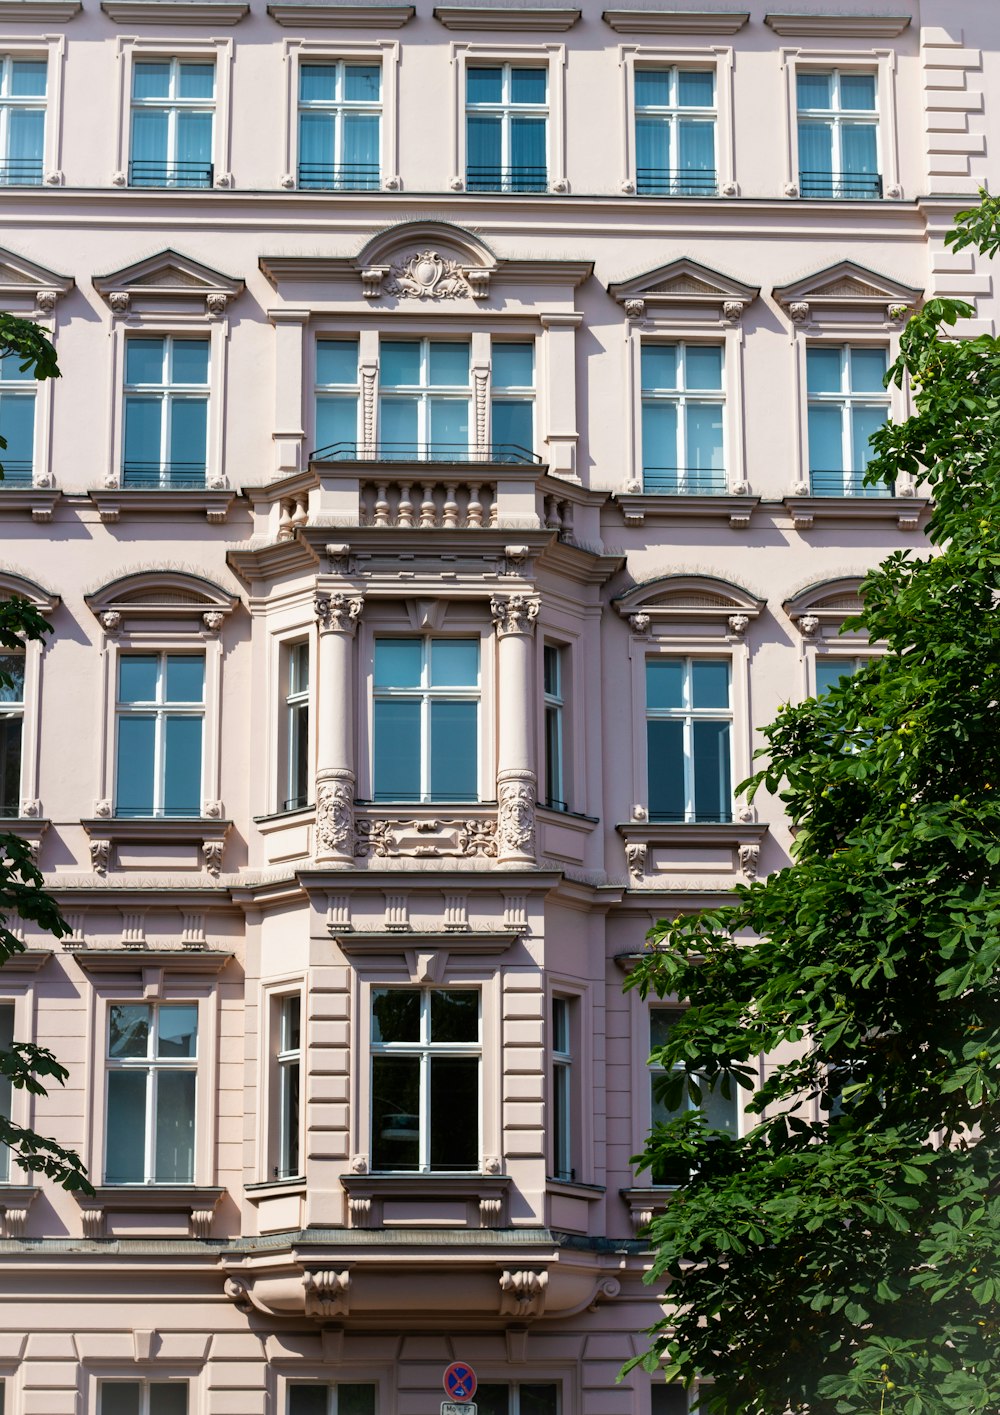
[315,593,364,636]
[490,594,539,638]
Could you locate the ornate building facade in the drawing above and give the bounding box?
[0,0,994,1410]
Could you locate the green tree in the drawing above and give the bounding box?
[625,191,1000,1415]
[0,313,89,1190]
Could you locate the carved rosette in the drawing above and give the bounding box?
[316,771,356,861]
[315,593,364,636]
[490,594,540,638]
[496,771,536,864]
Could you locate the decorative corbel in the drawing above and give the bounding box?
[361,267,387,299]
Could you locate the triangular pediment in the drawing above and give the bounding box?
[93,249,244,312]
[0,246,74,306]
[609,257,759,312]
[773,260,921,309]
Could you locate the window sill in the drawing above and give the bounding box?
[784,492,927,532]
[537,805,598,828]
[245,1176,306,1197]
[88,486,238,525]
[0,1184,39,1238]
[614,490,759,531]
[74,1185,224,1239]
[0,485,61,523]
[0,816,50,865]
[80,817,232,878]
[354,802,499,863]
[616,820,768,887]
[620,1185,675,1235]
[341,1172,512,1229]
[546,1178,605,1200]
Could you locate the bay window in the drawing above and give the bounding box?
[491,342,535,462]
[0,348,36,485]
[0,1003,12,1182]
[123,336,210,489]
[797,69,879,200]
[551,995,573,1181]
[298,61,380,190]
[806,345,890,496]
[315,339,360,458]
[543,643,565,811]
[649,1009,739,1186]
[635,67,716,197]
[0,55,45,187]
[373,638,479,803]
[0,653,24,816]
[104,1002,198,1185]
[115,653,204,819]
[379,339,471,461]
[275,994,302,1180]
[284,641,310,811]
[466,63,547,193]
[641,343,725,494]
[130,58,214,188]
[646,658,731,823]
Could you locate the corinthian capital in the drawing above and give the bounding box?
[490,593,539,638]
[315,592,364,636]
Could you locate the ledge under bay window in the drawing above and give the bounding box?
[341,1171,512,1229]
[73,1184,224,1239]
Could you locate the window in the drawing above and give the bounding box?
[466,63,547,193]
[551,996,573,1181]
[806,345,890,496]
[123,337,210,489]
[104,1002,197,1185]
[543,644,566,811]
[0,1002,13,1182]
[275,994,302,1179]
[646,659,731,823]
[635,67,716,197]
[315,339,360,459]
[370,987,480,1172]
[288,1386,377,1415]
[0,56,45,187]
[641,344,724,494]
[130,59,214,188]
[284,642,310,811]
[477,1386,559,1415]
[99,1382,188,1415]
[379,339,471,461]
[797,69,879,199]
[491,342,535,463]
[372,638,479,803]
[0,653,23,816]
[815,656,867,695]
[298,61,380,190]
[649,1010,738,1185]
[651,1386,695,1415]
[115,653,204,819]
[0,345,36,485]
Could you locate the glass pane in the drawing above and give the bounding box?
[343,113,379,179]
[7,109,43,171]
[522,1387,560,1415]
[379,396,418,454]
[552,996,569,1052]
[299,111,334,181]
[635,69,670,108]
[510,116,546,179]
[428,343,470,387]
[806,347,843,394]
[852,405,885,470]
[165,655,204,704]
[281,994,302,1051]
[641,345,677,391]
[339,1386,377,1415]
[100,1383,142,1415]
[816,659,857,695]
[169,398,207,471]
[109,1003,151,1059]
[430,701,477,801]
[650,1010,675,1052]
[124,397,163,469]
[317,340,359,386]
[290,642,309,694]
[467,66,502,104]
[373,699,421,801]
[155,1070,195,1182]
[850,346,887,393]
[491,344,533,388]
[840,72,876,111]
[701,1075,739,1135]
[10,60,46,97]
[646,659,684,710]
[133,61,171,99]
[692,720,731,822]
[511,68,546,104]
[176,110,212,169]
[691,660,729,709]
[543,644,561,697]
[642,403,678,478]
[797,71,832,109]
[429,397,469,454]
[686,403,723,473]
[651,1386,689,1415]
[430,1056,478,1169]
[105,1072,147,1183]
[842,122,878,177]
[372,1055,420,1170]
[467,113,501,181]
[647,719,685,820]
[431,990,478,1043]
[678,70,714,107]
[157,1004,198,1059]
[119,656,158,704]
[178,63,214,100]
[149,1384,188,1415]
[808,405,844,474]
[289,1388,328,1415]
[131,109,168,177]
[492,400,533,457]
[372,988,419,1043]
[0,392,35,469]
[678,119,715,178]
[476,1388,509,1415]
[379,342,421,387]
[430,639,478,687]
[0,654,23,703]
[171,340,209,385]
[344,64,381,101]
[374,639,422,689]
[0,353,33,383]
[798,120,833,188]
[163,715,202,816]
[116,716,156,816]
[0,718,22,818]
[126,338,165,386]
[300,64,336,102]
[316,396,358,452]
[636,116,669,183]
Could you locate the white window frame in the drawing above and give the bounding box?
[781,48,901,199]
[474,1382,562,1415]
[0,52,46,187]
[281,38,400,191]
[795,65,880,199]
[0,355,37,485]
[464,59,548,193]
[285,1381,380,1415]
[644,656,733,824]
[377,336,474,460]
[550,994,572,1182]
[122,333,211,487]
[813,652,871,698]
[648,1006,741,1187]
[275,991,303,1181]
[0,36,65,186]
[640,339,726,493]
[0,574,54,818]
[805,342,890,495]
[618,44,735,196]
[0,649,24,817]
[450,43,567,193]
[314,336,361,457]
[127,55,216,189]
[295,57,382,191]
[283,639,311,812]
[490,339,536,461]
[542,641,565,811]
[113,649,206,820]
[112,36,233,188]
[0,985,38,1185]
[103,999,200,1186]
[632,63,717,196]
[95,1377,191,1415]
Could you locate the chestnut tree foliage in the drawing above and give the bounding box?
[626,194,1000,1415]
[0,314,89,1189]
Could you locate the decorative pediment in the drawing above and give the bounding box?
[0,569,60,615]
[85,570,239,633]
[773,262,921,323]
[93,250,244,317]
[609,258,759,323]
[0,246,74,314]
[783,577,866,634]
[615,574,765,633]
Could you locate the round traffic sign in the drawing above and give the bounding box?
[443,1362,477,1403]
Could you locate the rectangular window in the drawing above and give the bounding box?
[635,67,716,197]
[372,638,479,804]
[298,61,380,190]
[0,55,45,187]
[276,994,302,1180]
[130,58,214,188]
[543,644,566,811]
[815,656,867,696]
[646,658,731,823]
[797,69,879,199]
[551,996,573,1182]
[123,336,210,489]
[104,1003,198,1185]
[651,1386,694,1415]
[99,1382,188,1415]
[0,345,37,485]
[649,1010,738,1186]
[466,63,547,193]
[806,345,890,496]
[0,653,24,817]
[284,641,310,811]
[371,987,480,1172]
[288,1384,377,1415]
[477,1386,559,1415]
[115,653,205,819]
[379,339,471,461]
[491,342,535,463]
[0,1002,13,1182]
[315,339,360,459]
[641,343,725,494]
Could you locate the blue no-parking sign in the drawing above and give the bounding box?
[443,1362,478,1403]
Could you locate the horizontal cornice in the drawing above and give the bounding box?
[602,7,748,33]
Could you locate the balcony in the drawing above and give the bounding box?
[465,165,547,193]
[311,440,540,466]
[128,159,214,189]
[809,469,894,497]
[297,162,380,191]
[0,159,43,187]
[643,466,727,495]
[122,462,207,490]
[798,170,882,200]
[636,167,717,197]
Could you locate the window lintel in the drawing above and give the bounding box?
[615,573,764,629]
[93,249,244,319]
[0,244,73,314]
[773,259,921,322]
[609,257,758,323]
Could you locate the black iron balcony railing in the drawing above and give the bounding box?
[637,166,718,197]
[465,165,548,193]
[0,158,43,187]
[282,793,309,812]
[297,162,380,191]
[0,461,33,486]
[798,169,882,199]
[122,462,207,489]
[114,804,202,819]
[649,810,733,824]
[311,440,542,466]
[643,466,727,495]
[128,159,214,189]
[809,469,895,497]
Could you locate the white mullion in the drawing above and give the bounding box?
[158,339,171,479]
[145,1009,158,1183]
[839,347,852,474]
[420,639,431,802]
[420,993,432,1171]
[153,655,166,816]
[333,61,344,174]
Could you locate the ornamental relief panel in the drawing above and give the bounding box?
[354,815,498,860]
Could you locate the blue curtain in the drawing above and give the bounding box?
[798,120,832,195]
[342,113,379,188]
[510,117,546,189]
[0,394,35,479]
[466,115,500,188]
[130,110,167,185]
[177,111,212,184]
[299,112,333,187]
[678,119,715,192]
[7,110,43,182]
